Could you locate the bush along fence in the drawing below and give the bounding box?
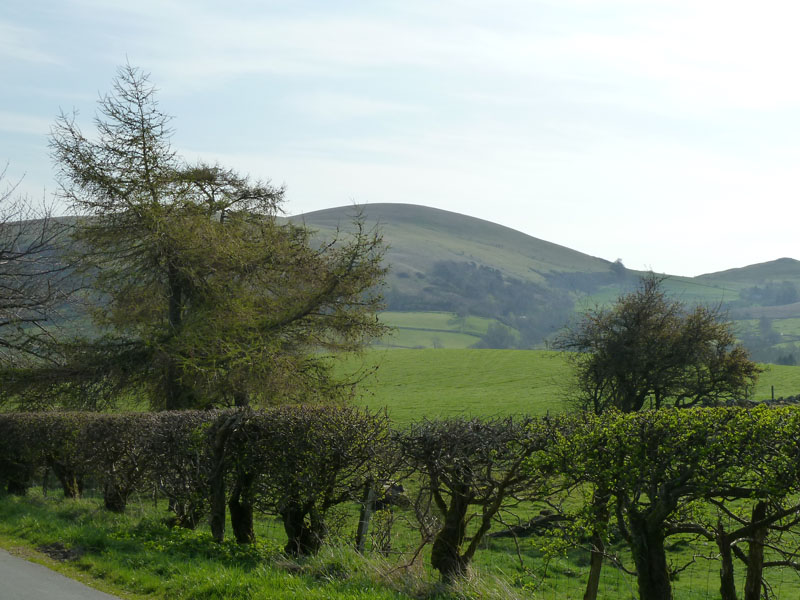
[3,405,800,600]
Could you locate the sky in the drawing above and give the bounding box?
[2,0,799,277]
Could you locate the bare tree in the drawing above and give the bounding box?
[0,164,71,367]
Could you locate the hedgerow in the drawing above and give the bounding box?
[3,405,800,600]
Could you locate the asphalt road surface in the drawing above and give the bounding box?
[0,548,121,600]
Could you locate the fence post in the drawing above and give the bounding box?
[355,479,376,553]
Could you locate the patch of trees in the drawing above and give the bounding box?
[740,316,800,366]
[0,165,73,367]
[4,406,800,598]
[740,281,799,307]
[544,259,630,294]
[556,406,800,600]
[387,260,574,347]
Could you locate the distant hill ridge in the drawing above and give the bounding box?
[290,203,614,284]
[289,203,800,283]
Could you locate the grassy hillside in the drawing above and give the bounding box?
[344,348,800,425]
[696,257,800,286]
[291,203,614,289]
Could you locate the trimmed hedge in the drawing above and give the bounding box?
[3,405,800,599]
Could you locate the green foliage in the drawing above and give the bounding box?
[550,406,800,600]
[232,406,394,555]
[13,64,388,410]
[5,407,800,598]
[557,274,762,413]
[397,416,552,580]
[473,322,518,349]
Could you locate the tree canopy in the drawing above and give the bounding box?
[4,65,387,410]
[556,274,761,413]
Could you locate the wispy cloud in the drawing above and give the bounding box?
[287,91,426,121]
[0,111,53,136]
[0,20,61,65]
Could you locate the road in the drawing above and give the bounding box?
[0,547,122,600]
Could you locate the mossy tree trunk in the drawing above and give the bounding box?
[716,525,738,600]
[744,501,768,600]
[228,472,256,544]
[50,461,83,499]
[430,484,473,582]
[103,483,129,513]
[628,510,673,600]
[583,489,610,600]
[281,504,326,557]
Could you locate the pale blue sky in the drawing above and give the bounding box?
[2,0,799,276]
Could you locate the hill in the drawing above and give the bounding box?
[290,203,628,347]
[696,257,800,286]
[291,203,800,362]
[290,203,613,284]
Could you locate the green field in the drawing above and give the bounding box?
[346,349,571,424]
[375,311,495,349]
[345,348,800,425]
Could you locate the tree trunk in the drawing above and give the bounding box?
[4,460,31,496]
[629,513,672,600]
[164,261,192,410]
[103,483,128,513]
[164,360,194,410]
[354,480,376,554]
[209,462,226,542]
[282,504,325,556]
[584,532,605,600]
[233,390,249,407]
[583,491,610,600]
[430,488,471,582]
[744,501,768,600]
[50,461,82,499]
[716,525,738,600]
[209,414,240,543]
[228,474,256,544]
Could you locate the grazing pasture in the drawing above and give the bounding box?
[346,348,800,424]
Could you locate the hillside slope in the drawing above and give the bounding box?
[290,203,615,286]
